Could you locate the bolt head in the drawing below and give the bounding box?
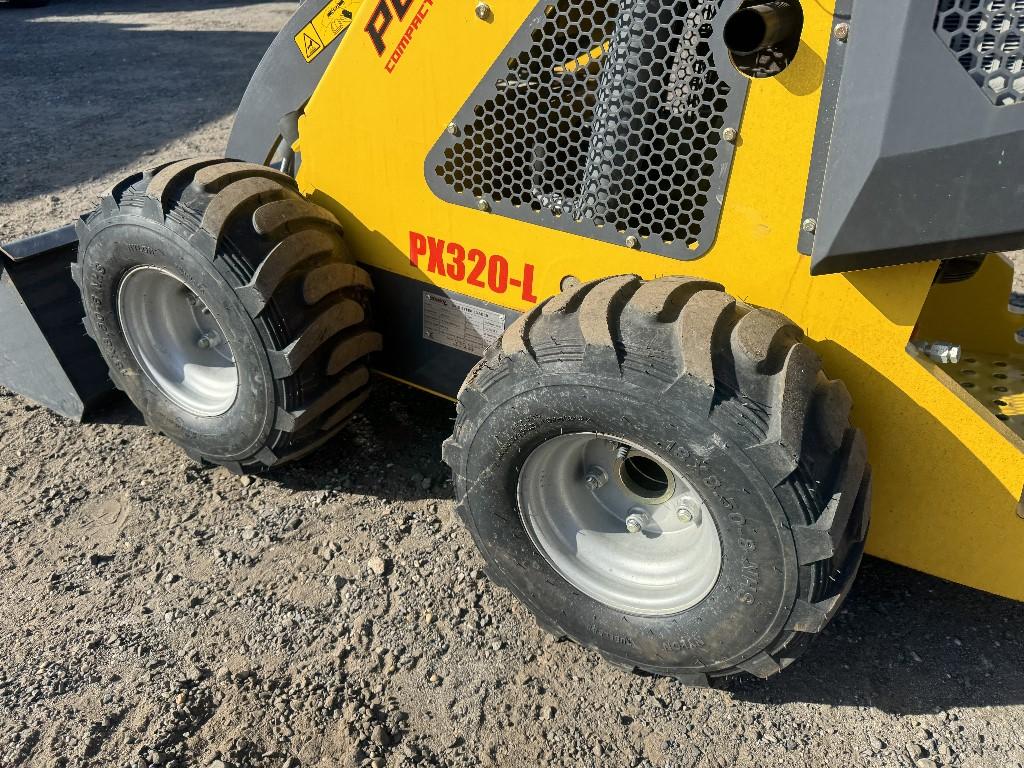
[722,127,738,143]
[625,235,640,249]
[584,466,607,490]
[625,514,644,534]
[677,500,701,525]
[475,2,491,20]
[477,198,491,212]
[925,341,962,365]
[446,122,458,135]
[197,336,211,349]
[802,218,817,234]
[834,22,850,41]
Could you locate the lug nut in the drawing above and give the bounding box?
[197,332,220,349]
[625,513,644,534]
[677,500,701,525]
[584,466,608,490]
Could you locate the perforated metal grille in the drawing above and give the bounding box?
[935,0,1024,106]
[940,351,1024,438]
[426,0,747,257]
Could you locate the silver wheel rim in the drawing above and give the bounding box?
[117,266,239,417]
[517,433,723,616]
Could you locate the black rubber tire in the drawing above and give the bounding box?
[6,1,50,7]
[443,275,871,683]
[73,158,381,473]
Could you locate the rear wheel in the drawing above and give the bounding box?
[74,158,381,472]
[443,275,871,683]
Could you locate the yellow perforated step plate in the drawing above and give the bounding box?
[940,351,1024,438]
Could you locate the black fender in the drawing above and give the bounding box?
[227,0,351,165]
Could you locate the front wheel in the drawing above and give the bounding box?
[443,275,871,683]
[74,158,380,472]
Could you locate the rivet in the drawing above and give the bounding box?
[475,2,492,20]
[446,122,459,135]
[802,218,817,234]
[834,22,850,42]
[477,198,491,212]
[625,235,640,249]
[722,127,738,143]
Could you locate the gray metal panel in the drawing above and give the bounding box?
[0,269,84,419]
[425,0,751,260]
[226,0,347,164]
[2,224,77,263]
[367,267,519,398]
[806,0,1024,275]
[0,229,113,421]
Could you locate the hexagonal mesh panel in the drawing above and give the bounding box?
[426,0,748,258]
[934,0,1024,106]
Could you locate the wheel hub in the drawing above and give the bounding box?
[117,266,238,417]
[517,433,723,616]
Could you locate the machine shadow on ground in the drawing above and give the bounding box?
[0,0,282,213]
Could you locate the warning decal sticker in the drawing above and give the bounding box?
[422,293,506,357]
[294,0,362,63]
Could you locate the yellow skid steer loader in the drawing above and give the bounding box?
[1,0,1021,685]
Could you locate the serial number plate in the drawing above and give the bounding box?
[422,292,506,357]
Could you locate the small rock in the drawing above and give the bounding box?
[916,760,937,768]
[240,528,256,541]
[907,743,926,760]
[371,725,391,747]
[869,737,884,751]
[367,556,388,576]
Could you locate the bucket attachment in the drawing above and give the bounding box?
[0,225,113,421]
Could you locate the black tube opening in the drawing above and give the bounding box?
[724,7,772,55]
[724,0,804,78]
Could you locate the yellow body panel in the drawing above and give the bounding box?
[295,0,1024,598]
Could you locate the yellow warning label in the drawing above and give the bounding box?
[294,0,362,63]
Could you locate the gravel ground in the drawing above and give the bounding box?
[2,2,1023,767]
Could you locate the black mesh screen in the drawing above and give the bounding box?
[427,0,746,257]
[935,0,1024,106]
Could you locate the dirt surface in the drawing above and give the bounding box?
[1,2,1023,767]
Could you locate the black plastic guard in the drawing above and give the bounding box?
[803,0,1024,275]
[226,0,347,165]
